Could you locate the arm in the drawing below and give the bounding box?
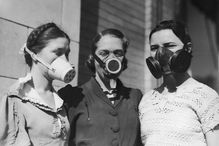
[0,94,31,146]
[206,125,219,146]
[194,85,219,146]
[0,94,10,145]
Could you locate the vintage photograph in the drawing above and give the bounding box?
[0,0,219,145]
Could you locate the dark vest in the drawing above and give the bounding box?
[58,78,143,146]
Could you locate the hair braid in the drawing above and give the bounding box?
[24,22,69,67]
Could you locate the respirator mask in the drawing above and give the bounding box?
[93,51,123,78]
[24,46,75,83]
[146,43,192,79]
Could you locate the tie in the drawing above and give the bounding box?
[104,89,118,104]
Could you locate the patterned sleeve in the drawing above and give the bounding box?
[139,90,154,121]
[138,90,154,145]
[0,94,31,146]
[193,85,219,134]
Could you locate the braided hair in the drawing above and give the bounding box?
[25,22,70,67]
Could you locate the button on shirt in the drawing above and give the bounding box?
[58,77,143,146]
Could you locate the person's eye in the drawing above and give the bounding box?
[150,45,159,51]
[114,50,124,57]
[55,51,63,56]
[98,50,109,57]
[164,44,176,49]
[53,48,65,57]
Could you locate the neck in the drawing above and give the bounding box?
[30,66,53,93]
[96,72,116,90]
[162,72,190,92]
[174,72,190,86]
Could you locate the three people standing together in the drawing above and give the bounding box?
[0,20,219,146]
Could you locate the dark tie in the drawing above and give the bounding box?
[104,89,118,102]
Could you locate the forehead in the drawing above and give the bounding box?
[45,37,69,49]
[48,37,69,46]
[150,29,183,45]
[40,37,69,54]
[96,35,123,51]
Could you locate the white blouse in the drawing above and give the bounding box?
[139,78,219,146]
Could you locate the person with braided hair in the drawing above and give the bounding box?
[0,22,75,146]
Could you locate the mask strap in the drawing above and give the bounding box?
[93,54,105,68]
[23,44,55,72]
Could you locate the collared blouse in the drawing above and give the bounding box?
[0,74,70,146]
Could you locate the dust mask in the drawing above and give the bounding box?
[24,45,75,83]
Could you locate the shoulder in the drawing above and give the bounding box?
[58,84,84,104]
[118,80,143,103]
[129,88,143,99]
[188,78,218,99]
[4,80,24,102]
[0,85,24,119]
[139,89,155,109]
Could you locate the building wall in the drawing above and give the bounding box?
[79,0,146,92]
[0,0,81,94]
[187,0,219,91]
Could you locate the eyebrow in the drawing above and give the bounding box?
[151,42,176,46]
[98,48,123,51]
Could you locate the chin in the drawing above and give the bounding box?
[104,73,120,79]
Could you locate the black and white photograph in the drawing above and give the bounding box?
[0,0,219,146]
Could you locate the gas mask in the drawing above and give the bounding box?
[146,43,192,79]
[24,46,75,83]
[93,54,122,78]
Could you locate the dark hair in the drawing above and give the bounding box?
[86,28,129,74]
[25,22,70,67]
[149,20,191,44]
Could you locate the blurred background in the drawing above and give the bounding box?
[0,0,218,94]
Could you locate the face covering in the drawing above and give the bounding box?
[24,46,75,83]
[93,54,122,78]
[146,43,192,79]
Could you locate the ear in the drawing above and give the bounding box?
[122,57,128,71]
[185,42,192,53]
[86,54,95,73]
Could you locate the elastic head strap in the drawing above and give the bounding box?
[92,54,105,69]
[23,44,55,71]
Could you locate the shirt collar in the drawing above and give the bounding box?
[9,73,64,112]
[95,72,117,93]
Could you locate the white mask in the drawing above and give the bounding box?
[24,45,75,83]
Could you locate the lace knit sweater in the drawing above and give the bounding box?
[139,78,219,146]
